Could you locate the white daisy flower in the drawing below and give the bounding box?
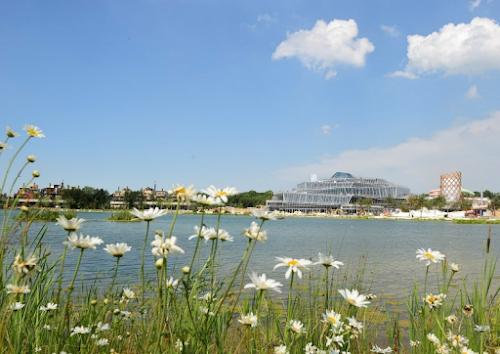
[11,253,38,275]
[151,234,185,257]
[70,326,90,336]
[314,253,343,268]
[130,207,167,221]
[96,338,109,346]
[56,215,85,232]
[322,309,342,327]
[6,284,30,295]
[371,345,393,353]
[6,126,19,138]
[40,302,58,311]
[474,325,490,332]
[274,344,289,354]
[289,319,305,334]
[169,184,196,202]
[427,333,440,345]
[63,233,103,250]
[244,221,268,243]
[0,142,12,150]
[424,293,446,309]
[238,312,258,327]
[166,277,179,289]
[202,185,238,203]
[122,288,135,300]
[95,322,111,332]
[104,243,132,258]
[416,248,445,266]
[23,124,45,138]
[274,257,312,279]
[8,302,25,311]
[188,226,217,241]
[338,289,370,308]
[304,342,317,354]
[252,210,279,220]
[192,194,222,206]
[244,272,283,293]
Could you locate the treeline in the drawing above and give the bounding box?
[62,187,111,209]
[226,190,273,208]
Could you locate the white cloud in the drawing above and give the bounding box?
[320,124,340,135]
[381,25,400,37]
[470,0,482,10]
[275,112,500,192]
[465,85,480,99]
[272,19,375,79]
[389,17,500,78]
[387,70,418,79]
[325,70,338,80]
[257,14,275,23]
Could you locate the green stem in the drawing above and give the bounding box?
[140,220,151,306]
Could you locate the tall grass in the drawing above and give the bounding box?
[1,125,500,354]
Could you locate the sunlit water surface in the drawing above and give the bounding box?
[10,212,500,305]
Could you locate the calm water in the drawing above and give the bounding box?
[9,212,500,303]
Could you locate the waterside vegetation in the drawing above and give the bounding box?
[1,125,500,354]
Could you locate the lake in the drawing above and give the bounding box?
[10,212,500,304]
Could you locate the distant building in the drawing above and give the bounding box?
[266,172,410,214]
[439,171,462,203]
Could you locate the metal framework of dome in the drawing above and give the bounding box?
[266,172,410,214]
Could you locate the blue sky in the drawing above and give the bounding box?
[1,0,500,195]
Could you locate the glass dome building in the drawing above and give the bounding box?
[266,172,410,214]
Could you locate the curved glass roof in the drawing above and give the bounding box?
[331,172,354,179]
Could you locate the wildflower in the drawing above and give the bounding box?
[95,322,111,332]
[424,293,446,309]
[35,347,41,352]
[202,185,238,203]
[156,258,164,269]
[338,289,370,308]
[274,345,289,354]
[120,310,132,319]
[427,333,440,345]
[462,305,474,317]
[474,325,490,332]
[167,277,179,289]
[27,155,36,162]
[0,142,12,150]
[188,226,217,241]
[416,248,445,266]
[169,184,196,202]
[104,243,132,258]
[8,302,25,311]
[70,326,91,336]
[451,262,459,272]
[56,215,85,232]
[244,221,268,243]
[410,340,420,347]
[447,330,469,347]
[199,292,216,302]
[43,325,51,330]
[6,284,30,295]
[238,312,258,327]
[274,257,312,279]
[252,210,279,220]
[175,338,185,352]
[12,254,38,275]
[371,345,393,353]
[96,338,109,346]
[366,293,377,300]
[151,234,184,257]
[446,315,458,324]
[305,343,318,354]
[459,348,478,354]
[122,288,135,300]
[182,266,190,274]
[6,126,19,138]
[289,320,305,334]
[217,229,233,242]
[63,233,103,250]
[436,343,451,354]
[130,207,167,221]
[326,334,345,347]
[20,205,29,212]
[322,310,342,327]
[244,272,283,293]
[199,307,214,316]
[314,253,343,269]
[23,124,45,138]
[32,170,40,178]
[192,194,222,206]
[39,302,58,311]
[346,316,363,332]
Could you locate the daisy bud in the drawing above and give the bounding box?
[32,170,40,178]
[27,155,36,163]
[113,308,120,315]
[20,206,30,213]
[103,298,109,305]
[182,266,190,274]
[155,258,164,269]
[91,300,98,306]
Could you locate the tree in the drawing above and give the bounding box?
[430,196,447,211]
[490,194,500,216]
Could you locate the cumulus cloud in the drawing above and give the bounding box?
[257,14,275,23]
[470,0,482,10]
[272,19,375,78]
[389,17,500,78]
[320,124,340,135]
[465,85,480,99]
[275,112,500,192]
[381,25,400,37]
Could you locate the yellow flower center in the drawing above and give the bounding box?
[348,298,356,305]
[328,316,337,323]
[176,188,186,195]
[287,260,299,266]
[28,129,37,136]
[428,296,436,303]
[425,253,434,259]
